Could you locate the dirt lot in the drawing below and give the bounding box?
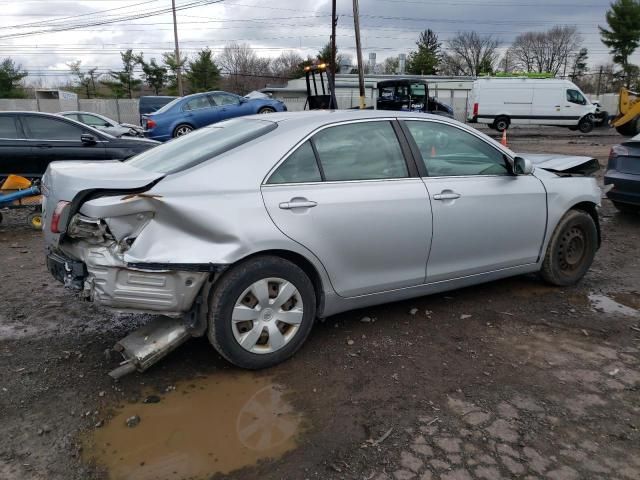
[1,127,639,480]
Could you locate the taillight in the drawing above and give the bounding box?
[145,118,156,129]
[51,200,70,233]
[473,102,479,117]
[608,145,628,169]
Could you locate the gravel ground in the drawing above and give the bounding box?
[0,127,638,480]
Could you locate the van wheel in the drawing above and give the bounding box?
[493,116,510,132]
[208,256,316,369]
[540,210,597,286]
[578,116,594,134]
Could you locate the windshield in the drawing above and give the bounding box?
[153,97,182,114]
[126,118,277,174]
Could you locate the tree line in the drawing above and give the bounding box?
[1,0,638,98]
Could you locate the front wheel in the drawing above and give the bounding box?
[173,124,193,137]
[578,116,594,134]
[208,256,316,369]
[540,210,598,286]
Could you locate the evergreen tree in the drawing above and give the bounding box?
[599,0,640,87]
[162,51,187,95]
[138,56,167,95]
[406,29,441,75]
[570,48,589,80]
[185,48,220,92]
[0,58,27,98]
[103,49,142,98]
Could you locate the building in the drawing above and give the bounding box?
[262,74,475,121]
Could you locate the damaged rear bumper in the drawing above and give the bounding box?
[48,246,213,317]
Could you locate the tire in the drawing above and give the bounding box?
[492,116,510,132]
[615,116,640,136]
[258,107,276,114]
[172,124,193,138]
[578,116,594,134]
[27,212,42,230]
[612,201,638,214]
[540,210,598,286]
[208,256,316,369]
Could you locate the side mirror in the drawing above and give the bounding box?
[81,133,97,145]
[514,156,533,175]
[239,97,248,103]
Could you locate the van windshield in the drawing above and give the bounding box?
[126,118,277,174]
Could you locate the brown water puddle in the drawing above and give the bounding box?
[83,373,303,480]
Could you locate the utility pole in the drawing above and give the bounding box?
[352,0,366,109]
[596,66,603,98]
[330,0,338,109]
[171,0,183,96]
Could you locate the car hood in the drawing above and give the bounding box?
[518,153,600,175]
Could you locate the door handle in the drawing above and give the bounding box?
[433,192,461,201]
[279,200,317,209]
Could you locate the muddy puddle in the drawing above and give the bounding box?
[589,293,639,317]
[83,374,303,479]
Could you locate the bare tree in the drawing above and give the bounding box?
[217,43,272,94]
[446,32,500,76]
[382,56,399,74]
[271,51,304,80]
[510,26,582,75]
[439,53,467,75]
[497,48,517,73]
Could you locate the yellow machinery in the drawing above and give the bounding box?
[0,175,43,229]
[612,87,640,136]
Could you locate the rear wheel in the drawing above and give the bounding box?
[258,107,276,114]
[493,116,510,132]
[208,256,316,369]
[173,124,193,138]
[540,210,598,286]
[27,212,42,230]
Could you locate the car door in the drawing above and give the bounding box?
[401,119,547,283]
[210,93,246,121]
[564,89,588,126]
[21,115,107,174]
[182,95,218,128]
[261,119,432,298]
[0,114,34,177]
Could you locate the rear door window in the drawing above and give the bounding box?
[267,141,321,184]
[0,116,20,138]
[183,96,212,111]
[312,121,408,181]
[22,116,85,141]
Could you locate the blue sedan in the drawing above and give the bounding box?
[142,91,287,141]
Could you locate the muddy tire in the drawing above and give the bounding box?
[540,210,598,286]
[493,116,510,132]
[207,256,316,369]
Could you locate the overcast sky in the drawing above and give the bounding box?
[1,0,638,85]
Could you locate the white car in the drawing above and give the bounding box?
[467,78,597,133]
[58,111,144,138]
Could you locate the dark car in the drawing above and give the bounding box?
[604,134,640,213]
[142,91,287,142]
[0,112,159,178]
[377,79,454,117]
[138,96,177,124]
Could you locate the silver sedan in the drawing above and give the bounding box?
[42,111,601,371]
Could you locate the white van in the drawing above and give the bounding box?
[467,78,597,133]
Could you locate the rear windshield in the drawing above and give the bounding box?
[151,97,181,114]
[126,118,277,174]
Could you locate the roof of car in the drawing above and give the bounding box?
[254,109,461,128]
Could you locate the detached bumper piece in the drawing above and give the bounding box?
[109,316,191,380]
[46,251,86,290]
